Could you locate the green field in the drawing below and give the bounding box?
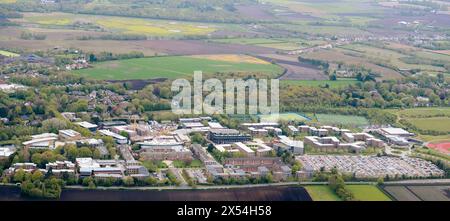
[281,79,358,88]
[23,12,218,36]
[73,56,284,80]
[305,185,391,201]
[0,49,19,57]
[347,185,391,201]
[407,117,450,133]
[388,107,450,118]
[305,185,342,201]
[259,112,311,123]
[315,114,369,127]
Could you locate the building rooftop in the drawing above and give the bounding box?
[209,128,240,135]
[98,129,127,140]
[380,128,412,136]
[76,121,98,129]
[59,129,81,137]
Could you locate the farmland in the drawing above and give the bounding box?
[388,108,450,141]
[407,117,450,133]
[305,185,391,201]
[211,38,327,51]
[304,185,341,201]
[259,112,311,123]
[314,114,369,127]
[281,78,358,88]
[346,185,391,201]
[383,185,450,201]
[0,49,19,57]
[72,56,284,80]
[19,12,218,37]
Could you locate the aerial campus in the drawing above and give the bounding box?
[0,0,449,202]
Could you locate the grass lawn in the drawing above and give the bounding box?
[73,56,283,80]
[304,185,342,201]
[315,114,369,127]
[406,117,450,133]
[281,78,358,88]
[387,107,450,118]
[346,185,391,201]
[259,112,311,122]
[0,49,19,57]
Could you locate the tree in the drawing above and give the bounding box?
[31,170,43,182]
[377,177,384,186]
[78,147,93,158]
[88,181,96,189]
[13,169,26,183]
[145,176,158,186]
[123,176,135,186]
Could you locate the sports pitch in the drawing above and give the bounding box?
[73,56,283,80]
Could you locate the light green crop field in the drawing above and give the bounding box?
[23,12,217,36]
[73,56,284,80]
[0,49,19,57]
[281,79,358,88]
[305,185,342,201]
[339,44,448,72]
[347,185,391,201]
[387,107,450,118]
[211,38,311,50]
[315,114,369,127]
[259,112,311,123]
[407,117,450,133]
[305,185,391,201]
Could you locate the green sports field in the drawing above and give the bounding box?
[73,56,283,80]
[315,114,369,127]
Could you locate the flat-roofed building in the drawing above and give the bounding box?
[191,144,220,166]
[76,121,98,131]
[45,161,76,176]
[288,125,299,135]
[208,129,251,144]
[182,122,205,129]
[379,128,414,137]
[23,133,58,149]
[273,135,304,154]
[98,129,128,144]
[0,145,16,159]
[248,127,269,137]
[59,129,82,141]
[224,157,283,173]
[138,136,193,161]
[76,158,125,177]
[99,121,127,129]
[208,122,224,129]
[241,122,279,129]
